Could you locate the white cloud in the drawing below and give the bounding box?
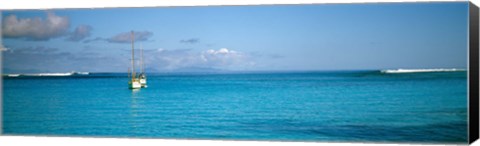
[205,48,233,55]
[2,12,70,41]
[145,48,255,71]
[200,48,248,67]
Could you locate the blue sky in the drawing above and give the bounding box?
[1,2,469,73]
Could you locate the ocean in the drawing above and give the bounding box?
[2,70,468,144]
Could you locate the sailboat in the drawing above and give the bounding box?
[128,31,141,89]
[139,44,147,88]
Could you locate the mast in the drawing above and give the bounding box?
[141,43,144,74]
[131,31,135,80]
[128,67,131,79]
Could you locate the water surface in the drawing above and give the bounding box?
[3,71,468,143]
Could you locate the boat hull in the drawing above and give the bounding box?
[129,81,142,89]
[140,79,147,88]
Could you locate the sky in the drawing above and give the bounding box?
[1,2,469,73]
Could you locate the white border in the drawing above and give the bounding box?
[0,0,477,146]
[0,136,468,146]
[0,0,470,10]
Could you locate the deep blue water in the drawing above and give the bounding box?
[2,71,468,143]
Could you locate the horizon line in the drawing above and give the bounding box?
[2,68,468,74]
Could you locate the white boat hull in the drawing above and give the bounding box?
[129,81,142,89]
[140,79,147,88]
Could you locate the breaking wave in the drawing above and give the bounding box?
[3,72,89,77]
[381,68,466,74]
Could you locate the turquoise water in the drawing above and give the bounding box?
[2,71,468,143]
